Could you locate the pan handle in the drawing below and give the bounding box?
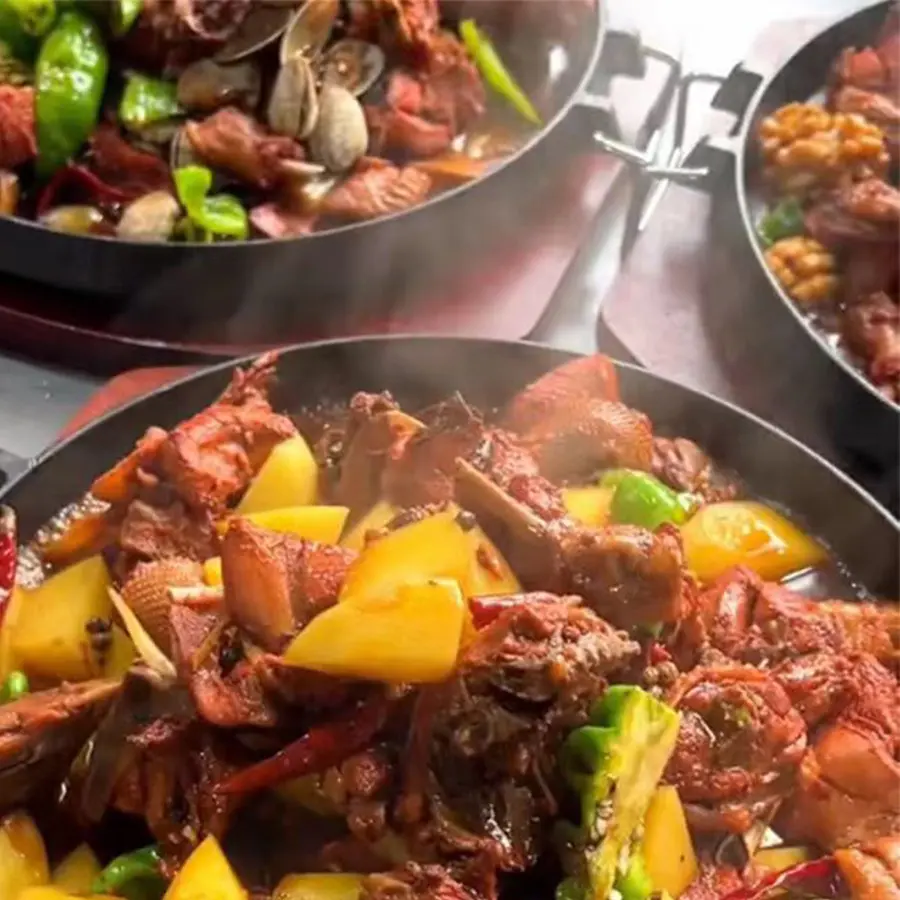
[0,447,28,490]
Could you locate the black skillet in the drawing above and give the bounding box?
[0,337,896,597]
[629,1,900,504]
[0,0,678,334]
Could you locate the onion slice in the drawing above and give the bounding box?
[109,587,176,679]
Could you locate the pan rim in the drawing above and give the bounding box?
[733,0,900,413]
[3,1,606,252]
[3,334,897,530]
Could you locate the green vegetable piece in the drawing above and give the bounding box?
[608,471,692,531]
[119,72,181,131]
[615,851,653,900]
[758,198,805,247]
[110,0,142,36]
[560,685,681,900]
[174,164,249,241]
[557,878,587,900]
[0,0,38,60]
[35,10,108,178]
[0,670,29,703]
[459,18,541,126]
[91,844,166,900]
[8,0,54,37]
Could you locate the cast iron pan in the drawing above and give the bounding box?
[0,1,619,332]
[1,337,896,597]
[675,0,898,501]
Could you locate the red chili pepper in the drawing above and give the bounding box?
[0,506,17,625]
[649,642,672,664]
[215,693,391,796]
[468,593,559,629]
[721,857,840,900]
[37,164,131,216]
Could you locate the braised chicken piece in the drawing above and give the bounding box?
[350,0,441,56]
[676,566,900,669]
[397,599,639,870]
[0,679,121,811]
[832,5,899,97]
[220,518,355,651]
[843,292,900,401]
[805,178,900,248]
[367,102,454,158]
[88,124,173,200]
[651,437,739,503]
[664,665,807,834]
[319,164,433,221]
[361,863,486,900]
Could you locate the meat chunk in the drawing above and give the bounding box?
[0,86,36,170]
[221,518,355,651]
[185,107,303,189]
[249,203,316,238]
[366,104,454,158]
[400,599,638,870]
[677,566,900,669]
[350,0,440,56]
[89,124,172,199]
[806,178,900,247]
[118,499,217,566]
[651,437,739,502]
[361,865,483,900]
[835,837,900,900]
[665,665,807,834]
[843,293,900,401]
[320,164,432,221]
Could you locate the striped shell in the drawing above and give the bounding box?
[121,558,204,654]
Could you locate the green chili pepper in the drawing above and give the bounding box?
[603,470,695,531]
[616,851,654,900]
[558,685,681,900]
[459,19,541,126]
[0,0,38,60]
[0,670,29,703]
[108,0,142,36]
[8,0,54,37]
[174,165,249,241]
[758,198,805,247]
[119,72,181,132]
[91,844,166,900]
[35,10,108,178]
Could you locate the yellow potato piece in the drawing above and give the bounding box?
[238,435,318,515]
[163,835,246,900]
[11,555,112,683]
[0,584,25,680]
[284,579,465,684]
[339,501,397,553]
[562,486,615,528]
[682,501,827,584]
[19,888,118,900]
[52,843,101,893]
[339,509,472,606]
[0,811,49,899]
[273,873,363,900]
[754,846,811,873]
[203,557,224,587]
[217,506,349,543]
[642,786,698,898]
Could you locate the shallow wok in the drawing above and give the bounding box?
[0,1,626,333]
[1,337,896,597]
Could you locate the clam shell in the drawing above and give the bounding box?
[279,0,339,65]
[308,83,368,173]
[318,39,385,97]
[39,205,105,235]
[121,558,204,654]
[116,191,181,242]
[268,53,319,140]
[215,0,298,64]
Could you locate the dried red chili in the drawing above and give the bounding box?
[0,506,17,623]
[37,163,131,216]
[216,692,391,795]
[721,857,841,900]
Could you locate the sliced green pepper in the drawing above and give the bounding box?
[7,0,54,37]
[601,470,696,531]
[108,0,142,36]
[174,164,248,242]
[0,670,28,703]
[0,0,38,60]
[617,851,653,900]
[559,685,681,900]
[119,72,181,132]
[757,198,805,247]
[91,844,166,900]
[35,9,108,178]
[459,18,541,126]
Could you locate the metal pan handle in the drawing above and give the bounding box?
[0,447,28,490]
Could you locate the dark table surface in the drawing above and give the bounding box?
[0,0,865,461]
